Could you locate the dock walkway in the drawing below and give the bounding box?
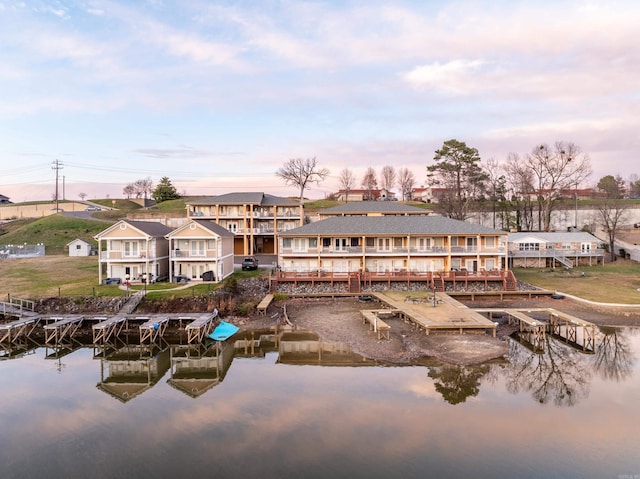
[372,291,497,337]
[360,310,393,340]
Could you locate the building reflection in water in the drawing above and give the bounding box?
[89,325,636,407]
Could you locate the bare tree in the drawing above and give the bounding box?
[380,165,397,192]
[134,177,154,200]
[338,168,356,202]
[504,153,535,231]
[361,167,378,200]
[123,183,135,199]
[276,157,329,204]
[525,141,591,231]
[78,192,87,201]
[398,167,416,201]
[596,175,630,262]
[484,158,508,229]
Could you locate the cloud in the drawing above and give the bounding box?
[403,60,487,95]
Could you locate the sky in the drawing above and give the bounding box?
[1,0,639,203]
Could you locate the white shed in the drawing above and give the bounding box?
[67,238,94,257]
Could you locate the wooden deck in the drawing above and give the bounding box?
[372,291,497,336]
[270,270,519,293]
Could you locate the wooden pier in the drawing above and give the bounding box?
[185,313,218,344]
[360,310,393,340]
[43,315,85,346]
[139,316,170,347]
[372,291,498,337]
[475,307,597,353]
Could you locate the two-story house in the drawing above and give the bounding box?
[185,192,303,256]
[166,220,235,283]
[277,216,507,275]
[94,220,172,284]
[507,231,605,268]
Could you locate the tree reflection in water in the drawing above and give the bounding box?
[505,337,591,407]
[426,328,636,407]
[428,363,493,405]
[594,326,636,382]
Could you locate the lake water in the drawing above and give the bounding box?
[1,327,639,479]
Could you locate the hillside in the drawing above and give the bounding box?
[0,215,114,255]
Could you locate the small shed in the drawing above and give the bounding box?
[67,238,94,257]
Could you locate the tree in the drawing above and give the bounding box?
[123,183,135,199]
[338,168,356,202]
[380,165,397,192]
[627,174,640,199]
[427,139,488,220]
[484,158,508,229]
[504,152,535,231]
[596,174,630,262]
[525,141,591,231]
[398,167,416,201]
[78,192,87,201]
[276,157,329,204]
[134,177,154,200]
[361,167,378,200]
[152,176,181,203]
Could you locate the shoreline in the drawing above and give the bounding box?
[242,294,640,366]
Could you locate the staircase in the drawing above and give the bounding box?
[116,290,146,314]
[553,254,574,268]
[503,270,518,291]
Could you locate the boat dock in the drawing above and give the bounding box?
[474,307,596,353]
[372,291,498,337]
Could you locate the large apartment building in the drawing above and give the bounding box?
[185,192,303,256]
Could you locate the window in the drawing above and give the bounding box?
[417,238,431,251]
[378,238,391,252]
[283,238,292,248]
[76,244,81,250]
[123,241,139,257]
[191,240,205,256]
[485,237,496,248]
[518,243,540,251]
[309,238,317,248]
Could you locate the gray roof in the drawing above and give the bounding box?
[282,216,505,236]
[320,201,428,215]
[186,192,299,206]
[192,220,235,237]
[508,231,601,243]
[125,220,173,237]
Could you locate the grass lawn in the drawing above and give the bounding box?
[512,261,640,304]
[0,256,122,300]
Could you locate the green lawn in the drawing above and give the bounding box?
[512,261,640,304]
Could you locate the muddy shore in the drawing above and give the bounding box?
[240,294,640,366]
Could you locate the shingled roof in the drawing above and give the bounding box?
[320,201,428,215]
[282,216,504,236]
[186,192,299,206]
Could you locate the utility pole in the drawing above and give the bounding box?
[52,159,63,211]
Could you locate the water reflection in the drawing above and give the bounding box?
[1,326,637,409]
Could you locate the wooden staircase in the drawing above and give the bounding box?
[503,270,518,291]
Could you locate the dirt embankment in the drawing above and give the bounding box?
[33,278,640,366]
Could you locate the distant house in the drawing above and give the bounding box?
[334,189,395,202]
[94,220,173,284]
[0,194,11,204]
[66,238,94,257]
[166,220,235,283]
[507,231,605,268]
[410,187,451,203]
[319,201,430,218]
